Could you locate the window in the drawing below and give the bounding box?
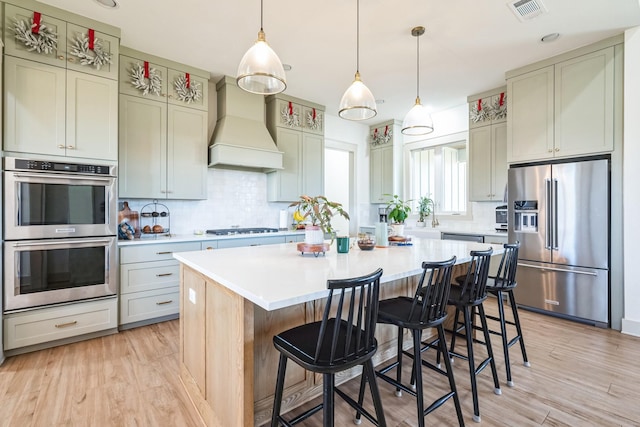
[408,135,467,216]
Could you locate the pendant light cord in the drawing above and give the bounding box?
[260,0,264,31]
[416,31,420,98]
[356,0,360,73]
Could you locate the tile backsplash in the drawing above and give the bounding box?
[119,168,290,235]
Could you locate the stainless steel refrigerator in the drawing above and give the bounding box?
[508,157,609,327]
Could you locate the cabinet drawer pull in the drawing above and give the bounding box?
[66,145,75,149]
[58,55,64,60]
[156,300,173,305]
[58,144,65,149]
[156,251,172,255]
[68,57,75,63]
[156,272,173,277]
[55,320,78,328]
[205,246,214,250]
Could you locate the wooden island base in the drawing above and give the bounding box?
[178,262,468,426]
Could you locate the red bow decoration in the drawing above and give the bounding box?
[384,125,389,136]
[144,61,150,79]
[477,99,482,111]
[312,108,316,121]
[88,29,95,51]
[185,73,191,88]
[499,92,505,107]
[373,128,379,139]
[288,102,293,116]
[32,12,41,34]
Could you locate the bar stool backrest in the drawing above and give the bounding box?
[492,241,520,289]
[314,268,384,365]
[459,248,494,304]
[409,256,457,326]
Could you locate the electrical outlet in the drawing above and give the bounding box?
[189,288,196,304]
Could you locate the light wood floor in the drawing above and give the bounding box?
[1,299,640,427]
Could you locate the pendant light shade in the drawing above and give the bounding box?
[339,0,377,121]
[402,26,434,135]
[236,1,286,95]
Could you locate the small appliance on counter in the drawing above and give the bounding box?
[495,205,508,232]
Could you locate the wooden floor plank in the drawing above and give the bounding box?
[1,299,640,426]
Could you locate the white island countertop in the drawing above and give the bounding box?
[174,238,503,311]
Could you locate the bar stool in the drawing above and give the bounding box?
[270,268,386,427]
[483,242,530,387]
[360,257,464,427]
[446,248,501,423]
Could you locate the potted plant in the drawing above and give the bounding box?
[289,195,350,245]
[385,194,412,236]
[416,196,434,227]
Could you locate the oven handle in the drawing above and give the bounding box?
[11,172,115,182]
[10,238,113,247]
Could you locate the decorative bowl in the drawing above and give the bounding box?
[357,239,376,251]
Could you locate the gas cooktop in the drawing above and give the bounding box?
[206,227,279,236]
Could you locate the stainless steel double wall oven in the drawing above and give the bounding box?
[3,157,118,312]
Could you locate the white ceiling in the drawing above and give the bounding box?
[38,0,640,126]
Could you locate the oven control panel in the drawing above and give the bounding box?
[12,158,113,175]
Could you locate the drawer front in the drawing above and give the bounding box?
[4,298,117,350]
[120,260,180,294]
[217,235,285,249]
[119,287,180,325]
[120,242,201,264]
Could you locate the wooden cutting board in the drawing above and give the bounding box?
[119,201,140,237]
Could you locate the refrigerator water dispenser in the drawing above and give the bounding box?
[514,200,538,233]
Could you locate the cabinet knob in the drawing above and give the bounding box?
[68,57,75,63]
[66,145,74,149]
[548,149,553,153]
[205,246,214,250]
[58,144,65,149]
[555,148,560,152]
[58,55,64,60]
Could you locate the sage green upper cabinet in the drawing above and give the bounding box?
[2,1,120,161]
[3,4,119,79]
[118,47,209,200]
[468,87,508,201]
[507,37,620,163]
[369,120,402,204]
[266,94,325,202]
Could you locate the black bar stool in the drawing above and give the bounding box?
[270,268,386,427]
[484,241,530,387]
[446,248,501,423]
[359,257,464,427]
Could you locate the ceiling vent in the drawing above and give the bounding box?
[508,0,548,22]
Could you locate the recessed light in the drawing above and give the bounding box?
[94,0,119,9]
[282,64,292,71]
[541,33,560,43]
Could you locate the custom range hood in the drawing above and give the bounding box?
[209,76,283,171]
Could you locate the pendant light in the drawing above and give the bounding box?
[338,0,377,121]
[402,26,434,135]
[236,0,287,95]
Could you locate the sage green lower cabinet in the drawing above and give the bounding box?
[119,242,200,329]
[4,298,118,351]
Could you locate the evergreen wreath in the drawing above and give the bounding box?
[174,75,202,104]
[281,106,300,127]
[69,32,113,70]
[306,110,322,131]
[12,17,57,55]
[130,63,162,96]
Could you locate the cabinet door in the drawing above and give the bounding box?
[167,68,208,111]
[118,95,167,198]
[267,128,302,202]
[554,47,614,157]
[67,70,118,160]
[370,145,393,203]
[492,122,508,201]
[119,54,168,101]
[506,66,554,163]
[302,132,324,197]
[469,126,492,201]
[3,4,67,67]
[4,56,65,156]
[66,23,119,80]
[167,105,208,199]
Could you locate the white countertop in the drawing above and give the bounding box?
[173,238,504,311]
[118,230,305,246]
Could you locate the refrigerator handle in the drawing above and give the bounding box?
[553,179,559,250]
[545,178,552,249]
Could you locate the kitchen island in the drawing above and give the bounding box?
[174,238,503,426]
